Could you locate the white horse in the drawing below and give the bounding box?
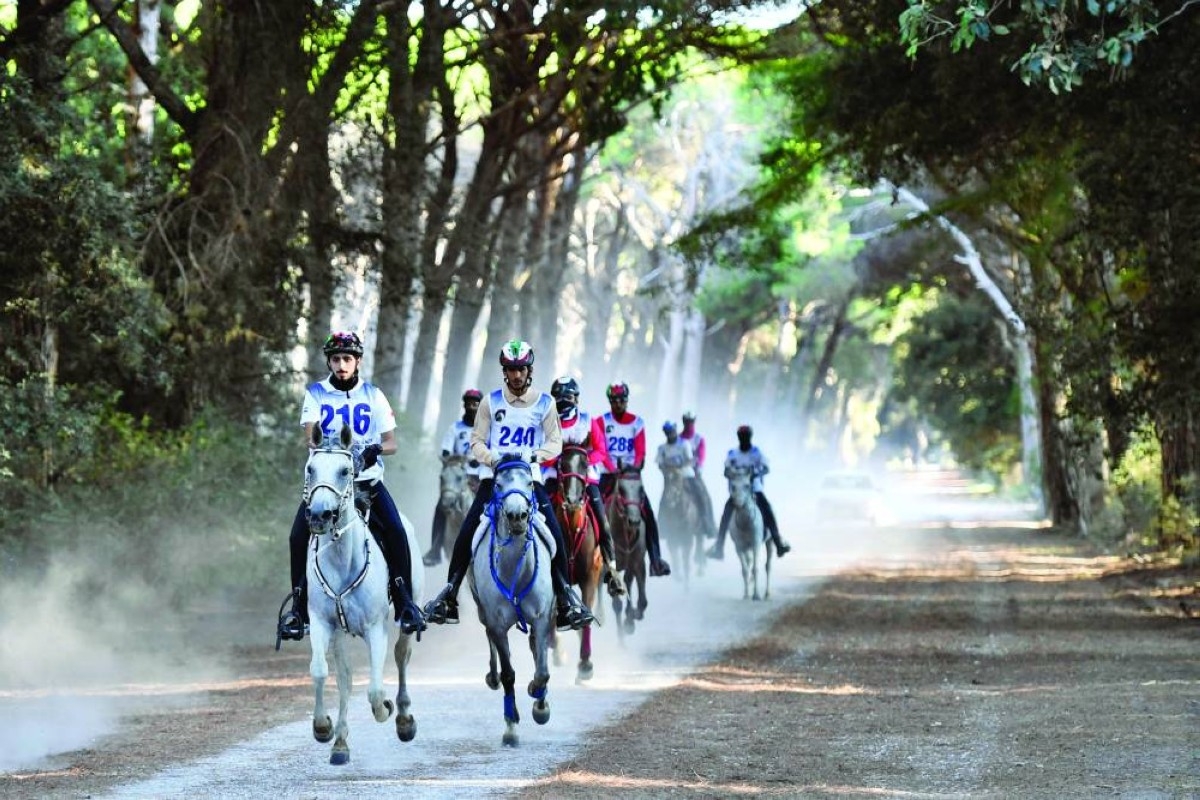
[727,466,771,601]
[432,454,473,564]
[304,424,423,764]
[467,454,554,747]
[659,463,705,587]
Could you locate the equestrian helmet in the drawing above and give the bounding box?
[323,330,364,358]
[663,420,677,434]
[462,388,483,403]
[499,339,535,368]
[606,382,630,401]
[682,410,696,423]
[550,376,580,400]
[737,424,753,437]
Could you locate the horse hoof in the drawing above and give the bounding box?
[577,661,594,682]
[396,715,417,742]
[532,699,550,725]
[374,698,394,722]
[502,731,519,747]
[623,619,635,635]
[330,749,350,766]
[486,672,500,691]
[313,716,333,743]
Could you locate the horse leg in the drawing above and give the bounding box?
[365,623,394,724]
[485,638,501,690]
[489,629,519,747]
[330,634,353,765]
[577,623,594,684]
[740,549,752,600]
[635,565,648,621]
[752,545,762,601]
[309,622,334,744]
[528,617,552,725]
[393,630,417,742]
[764,546,772,600]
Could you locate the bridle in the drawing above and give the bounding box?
[486,458,540,632]
[304,445,372,632]
[304,447,357,542]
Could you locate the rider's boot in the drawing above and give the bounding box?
[587,488,626,597]
[706,502,733,560]
[277,586,308,646]
[391,577,427,636]
[770,528,791,557]
[423,507,445,566]
[552,567,595,631]
[644,510,671,577]
[424,572,463,625]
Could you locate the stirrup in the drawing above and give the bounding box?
[395,601,427,637]
[275,590,306,649]
[650,557,671,577]
[555,591,594,632]
[423,583,460,625]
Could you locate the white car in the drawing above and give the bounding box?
[815,470,883,525]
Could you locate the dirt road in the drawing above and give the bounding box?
[3,495,1196,799]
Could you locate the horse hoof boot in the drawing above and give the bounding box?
[776,541,791,557]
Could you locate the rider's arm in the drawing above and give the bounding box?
[470,393,496,467]
[439,423,456,456]
[592,415,617,472]
[632,424,646,470]
[534,404,563,464]
[656,444,667,470]
[379,429,397,457]
[756,449,770,477]
[694,435,706,469]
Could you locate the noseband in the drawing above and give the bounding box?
[304,447,357,541]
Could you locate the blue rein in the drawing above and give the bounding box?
[485,458,541,633]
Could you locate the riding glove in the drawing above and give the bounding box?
[360,443,383,469]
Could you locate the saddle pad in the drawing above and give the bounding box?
[470,509,557,560]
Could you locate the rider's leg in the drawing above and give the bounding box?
[535,483,595,631]
[424,479,492,624]
[755,491,790,556]
[640,488,671,576]
[367,482,428,633]
[706,499,734,559]
[585,483,625,596]
[689,476,718,537]
[423,502,446,566]
[279,503,310,640]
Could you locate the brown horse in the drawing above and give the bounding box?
[607,467,647,638]
[549,443,603,683]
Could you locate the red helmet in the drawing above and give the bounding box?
[606,382,630,401]
[499,339,535,368]
[462,389,483,403]
[323,331,364,358]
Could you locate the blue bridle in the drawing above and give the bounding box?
[485,457,540,633]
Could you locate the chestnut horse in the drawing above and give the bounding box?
[607,467,647,639]
[549,443,604,683]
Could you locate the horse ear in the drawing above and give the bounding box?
[340,424,353,449]
[311,426,323,448]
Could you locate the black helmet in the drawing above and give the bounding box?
[323,331,364,358]
[499,339,535,368]
[737,424,753,438]
[682,410,696,423]
[550,376,579,400]
[462,388,483,403]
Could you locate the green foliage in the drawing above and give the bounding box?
[888,291,1021,477]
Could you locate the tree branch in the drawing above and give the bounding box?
[85,0,198,135]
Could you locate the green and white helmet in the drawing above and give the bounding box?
[499,339,535,368]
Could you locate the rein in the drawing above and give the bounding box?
[305,446,373,633]
[486,460,540,633]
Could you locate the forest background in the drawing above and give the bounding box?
[2,0,1198,610]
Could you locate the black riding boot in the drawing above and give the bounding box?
[706,501,734,560]
[551,564,595,631]
[586,485,625,596]
[755,492,790,557]
[277,504,310,646]
[641,495,671,576]
[424,503,446,566]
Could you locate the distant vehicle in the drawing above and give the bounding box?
[815,470,883,525]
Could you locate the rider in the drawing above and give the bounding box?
[595,382,671,577]
[542,376,625,598]
[277,331,426,644]
[680,410,718,537]
[706,424,792,561]
[423,388,484,566]
[656,421,715,535]
[422,340,595,631]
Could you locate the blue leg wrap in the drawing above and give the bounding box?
[504,694,518,722]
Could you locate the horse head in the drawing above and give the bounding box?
[305,424,357,538]
[439,454,469,511]
[492,454,535,540]
[558,444,590,508]
[614,467,644,528]
[727,466,754,509]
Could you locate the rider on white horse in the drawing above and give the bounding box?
[277,331,427,643]
[656,421,716,537]
[706,425,792,561]
[542,376,625,597]
[679,411,718,536]
[423,388,484,566]
[596,382,671,577]
[423,340,595,631]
